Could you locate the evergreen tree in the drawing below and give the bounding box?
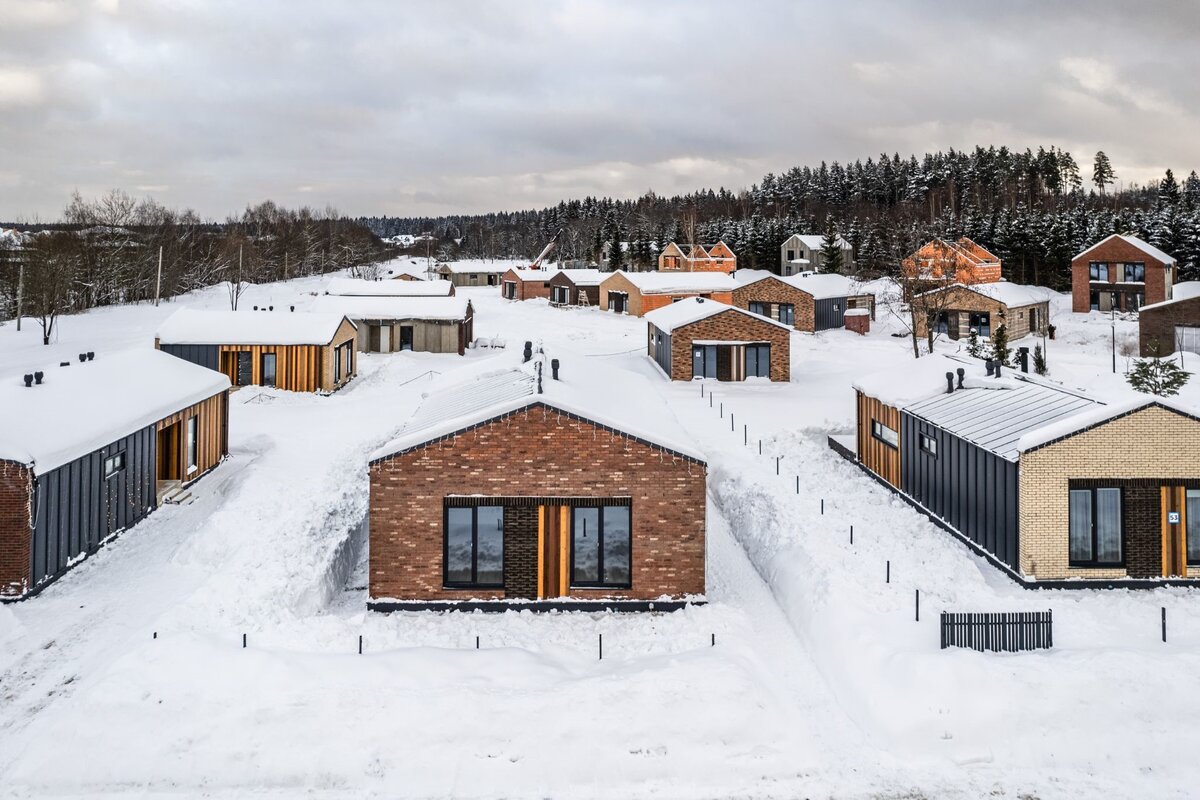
[967,329,982,358]
[1033,343,1047,375]
[819,217,844,273]
[1127,345,1190,396]
[989,323,1011,366]
[1092,151,1116,195]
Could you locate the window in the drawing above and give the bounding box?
[968,311,991,338]
[571,505,631,588]
[779,304,795,326]
[871,419,898,449]
[1069,487,1122,566]
[786,249,795,261]
[1123,263,1145,282]
[744,344,770,378]
[1188,489,1200,566]
[334,346,342,383]
[748,301,766,316]
[186,416,198,474]
[103,452,125,479]
[260,353,276,387]
[919,433,937,457]
[1089,262,1108,281]
[444,505,504,588]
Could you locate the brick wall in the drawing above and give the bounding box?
[1018,405,1200,580]
[914,286,1047,340]
[503,269,554,301]
[503,506,539,599]
[1139,295,1200,356]
[668,309,791,381]
[0,460,33,598]
[1071,238,1172,313]
[731,278,816,332]
[368,404,708,601]
[641,291,734,316]
[599,272,644,316]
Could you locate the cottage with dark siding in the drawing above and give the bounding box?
[547,269,602,307]
[0,349,230,600]
[732,272,874,332]
[157,308,358,393]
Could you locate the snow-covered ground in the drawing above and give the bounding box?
[1,259,1198,799]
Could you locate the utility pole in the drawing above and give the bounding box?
[1111,306,1116,374]
[284,251,288,281]
[15,261,23,331]
[236,245,243,311]
[154,245,163,307]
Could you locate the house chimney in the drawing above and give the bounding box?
[23,374,33,388]
[34,371,43,384]
[551,358,560,380]
[985,359,995,377]
[945,372,955,394]
[956,367,965,389]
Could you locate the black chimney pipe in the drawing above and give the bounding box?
[985,359,995,377]
[78,352,87,363]
[23,374,33,388]
[269,305,274,311]
[1018,347,1029,373]
[34,371,43,384]
[945,372,954,394]
[87,352,94,361]
[523,341,533,363]
[994,361,1003,378]
[551,358,560,380]
[956,367,965,389]
[253,305,259,311]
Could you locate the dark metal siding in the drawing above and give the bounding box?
[160,343,220,372]
[29,425,157,591]
[650,325,673,376]
[814,297,850,331]
[900,411,1019,571]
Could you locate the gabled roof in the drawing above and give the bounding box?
[783,233,852,251]
[370,358,706,464]
[1017,396,1200,454]
[156,308,355,346]
[915,281,1052,308]
[552,268,604,287]
[438,262,511,274]
[325,277,452,297]
[0,349,230,475]
[606,270,739,294]
[1073,234,1176,265]
[506,267,562,281]
[783,272,871,300]
[310,295,471,321]
[644,297,791,334]
[1140,280,1200,312]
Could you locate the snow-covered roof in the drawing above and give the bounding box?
[506,267,560,281]
[852,354,974,408]
[1073,234,1176,265]
[608,271,738,294]
[1017,396,1200,454]
[439,262,510,274]
[917,281,1051,308]
[0,349,230,475]
[310,295,471,321]
[644,297,791,335]
[732,269,777,285]
[370,356,706,464]
[1140,281,1200,312]
[156,308,354,346]
[784,233,852,250]
[553,268,604,287]
[784,273,870,300]
[905,378,1099,461]
[325,278,452,297]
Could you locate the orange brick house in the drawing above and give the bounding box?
[367,360,708,611]
[657,241,737,273]
[598,271,738,316]
[501,267,556,301]
[902,238,1002,285]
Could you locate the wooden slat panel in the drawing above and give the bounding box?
[857,391,901,487]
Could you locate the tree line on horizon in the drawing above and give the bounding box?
[360,146,1200,288]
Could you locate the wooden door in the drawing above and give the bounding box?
[156,423,180,482]
[400,326,414,351]
[368,325,381,353]
[539,505,569,599]
[1162,486,1188,577]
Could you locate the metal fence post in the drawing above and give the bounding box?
[915,590,920,622]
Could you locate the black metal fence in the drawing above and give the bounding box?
[940,611,1053,652]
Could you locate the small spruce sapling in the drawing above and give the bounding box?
[989,323,1011,366]
[1033,343,1047,375]
[1127,344,1190,397]
[967,329,981,358]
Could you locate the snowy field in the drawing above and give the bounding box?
[1,258,1199,799]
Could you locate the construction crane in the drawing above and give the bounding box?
[529,229,561,270]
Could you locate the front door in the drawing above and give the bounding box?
[400,326,414,351]
[236,351,253,386]
[539,505,568,599]
[157,423,180,482]
[1162,486,1199,577]
[368,324,381,353]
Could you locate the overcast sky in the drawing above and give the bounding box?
[2,0,1197,221]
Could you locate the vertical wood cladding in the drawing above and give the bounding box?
[0,461,33,597]
[856,391,901,488]
[368,404,707,602]
[155,391,229,484]
[213,320,357,393]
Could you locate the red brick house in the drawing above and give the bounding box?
[902,238,1002,285]
[367,364,707,611]
[731,273,875,332]
[1072,234,1178,313]
[500,267,557,301]
[657,241,737,273]
[1139,282,1200,356]
[645,297,791,381]
[547,269,602,307]
[598,271,738,316]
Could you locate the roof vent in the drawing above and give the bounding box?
[290,305,295,312]
[34,371,43,384]
[695,297,704,303]
[60,361,70,367]
[985,359,995,377]
[87,352,94,361]
[78,352,87,363]
[23,374,33,388]
[956,367,965,389]
[253,305,259,311]
[994,362,1002,378]
[269,305,274,311]
[945,372,955,394]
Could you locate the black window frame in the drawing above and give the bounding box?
[1186,488,1200,567]
[570,505,632,590]
[918,432,937,457]
[871,419,898,449]
[1089,261,1108,281]
[1068,487,1124,568]
[260,352,277,387]
[1123,262,1146,283]
[778,303,795,326]
[442,504,505,589]
[103,451,126,479]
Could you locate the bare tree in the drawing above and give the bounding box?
[24,232,80,344]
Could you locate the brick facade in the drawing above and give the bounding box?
[665,310,791,382]
[657,241,736,273]
[599,272,733,317]
[501,269,553,301]
[546,271,600,307]
[368,404,707,602]
[731,277,816,331]
[1018,405,1200,580]
[1071,236,1173,313]
[913,285,1049,341]
[0,460,33,598]
[903,238,1002,285]
[1139,295,1200,356]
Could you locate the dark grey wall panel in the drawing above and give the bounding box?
[900,411,1020,572]
[814,297,849,331]
[650,326,672,377]
[160,343,220,372]
[29,424,157,591]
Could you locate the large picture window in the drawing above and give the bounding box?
[1187,489,1200,566]
[444,505,504,588]
[260,353,276,387]
[1123,263,1146,282]
[1089,262,1107,281]
[1069,487,1122,566]
[571,505,631,588]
